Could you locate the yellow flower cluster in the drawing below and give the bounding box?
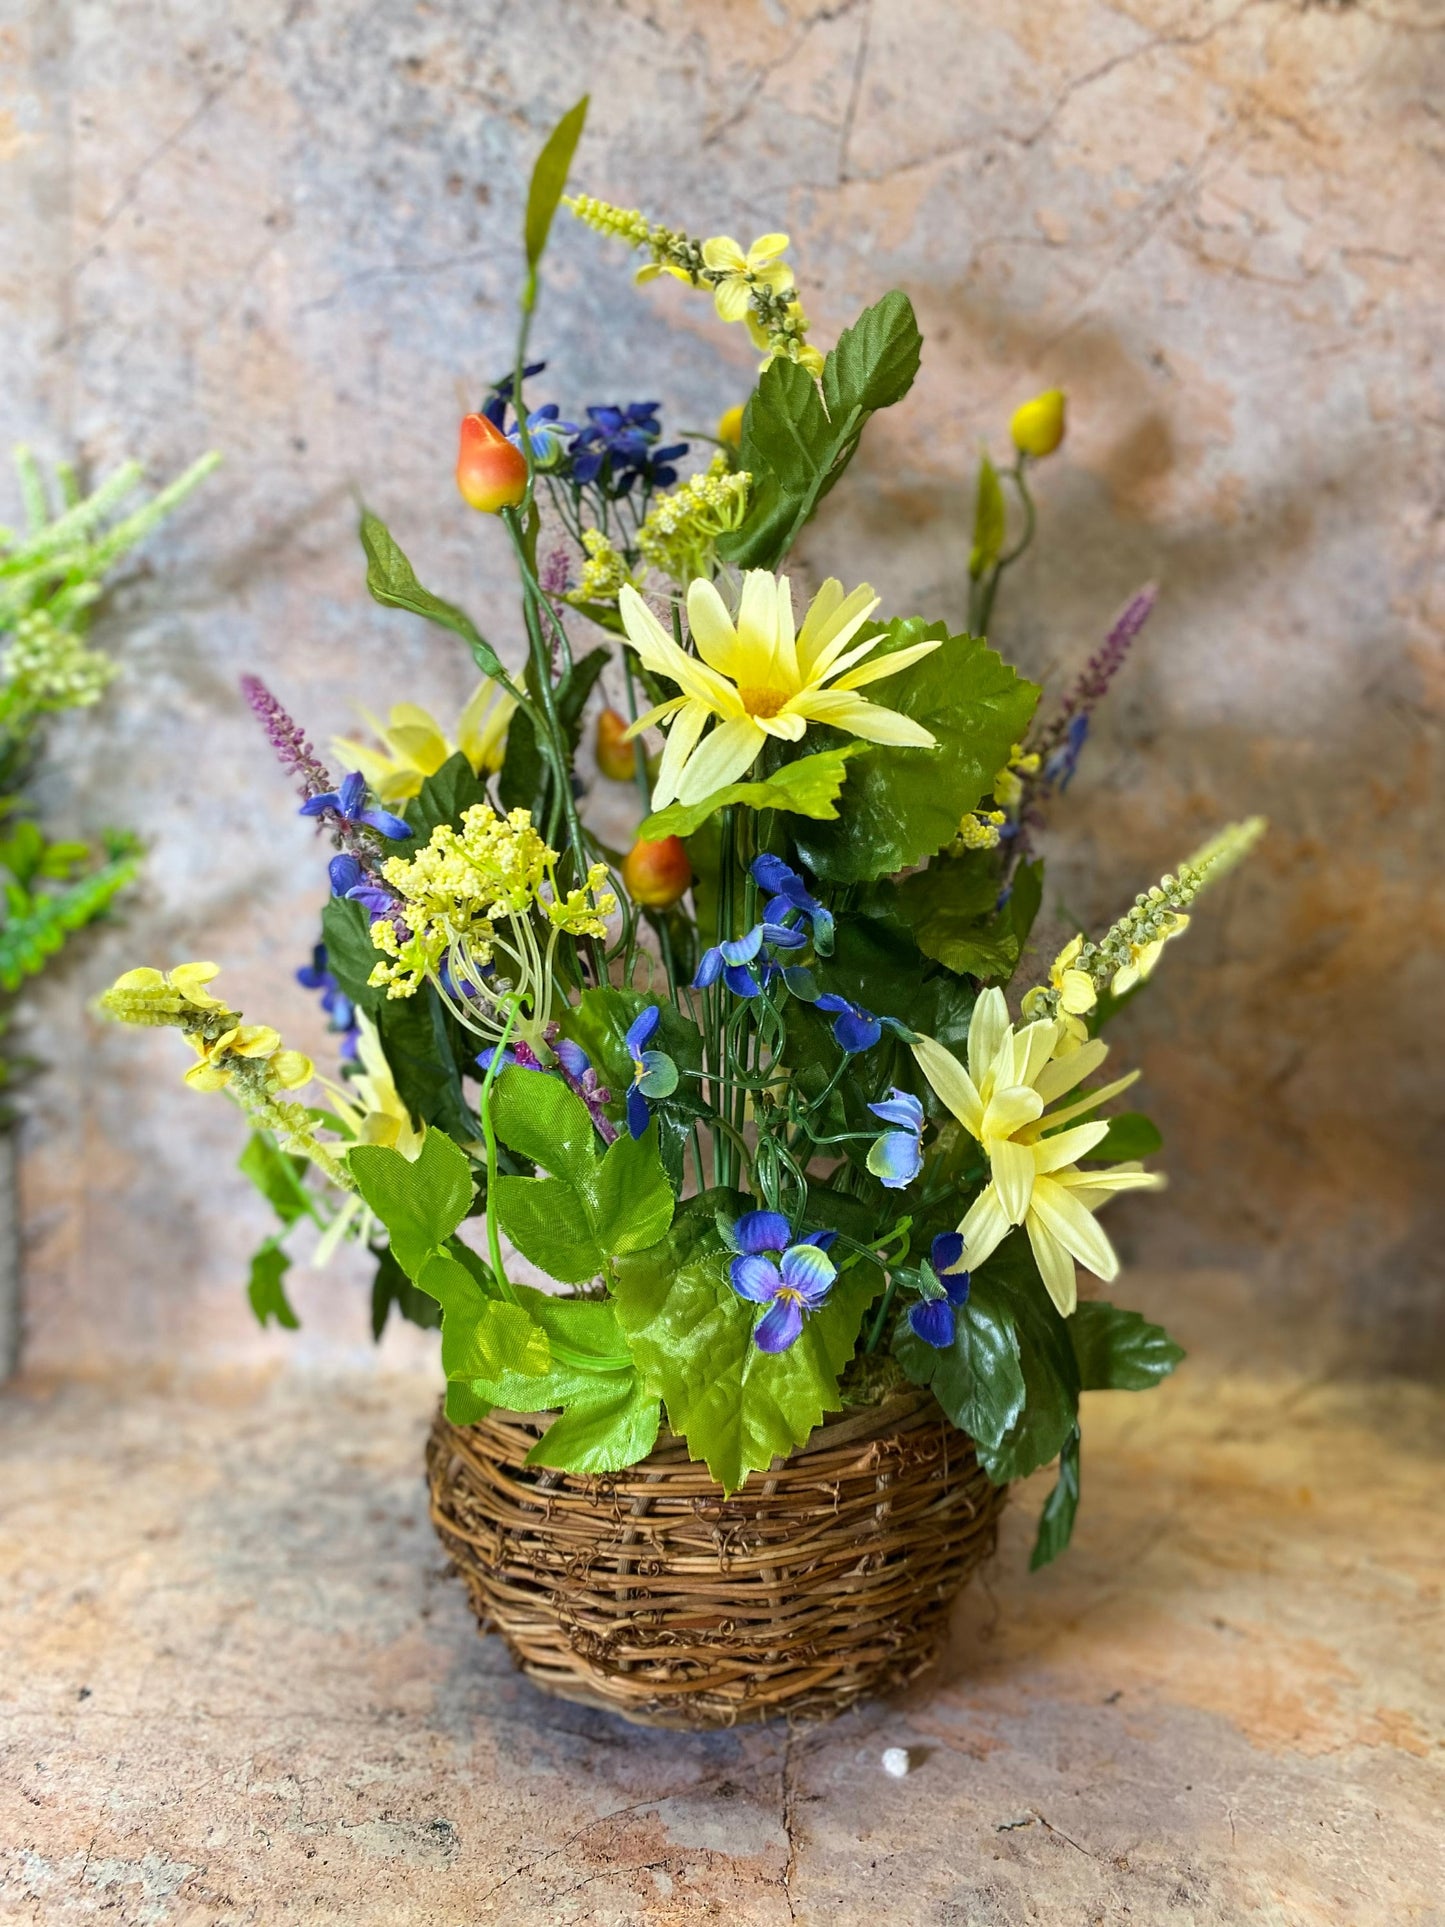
[99,964,350,1187]
[637,454,752,586]
[991,742,1041,810]
[955,808,1008,852]
[566,527,638,607]
[566,195,824,378]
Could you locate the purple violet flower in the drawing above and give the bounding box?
[624,1005,677,1140]
[327,853,399,921]
[729,1216,838,1352]
[300,771,411,841]
[906,1233,972,1349]
[866,1089,925,1189]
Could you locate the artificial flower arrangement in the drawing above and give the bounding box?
[101,105,1261,1712]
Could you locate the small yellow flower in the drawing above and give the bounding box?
[183,1022,284,1091]
[956,809,1007,851]
[717,404,745,447]
[620,571,941,810]
[324,1013,425,1160]
[1023,935,1097,1048]
[745,303,824,377]
[333,683,515,807]
[1010,389,1066,459]
[700,233,793,322]
[1112,911,1190,996]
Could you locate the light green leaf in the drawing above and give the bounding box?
[593,1129,678,1256]
[490,1067,599,1192]
[445,1379,492,1426]
[524,1377,660,1474]
[247,1244,298,1330]
[821,288,923,417]
[792,622,1039,883]
[428,1254,550,1379]
[638,746,861,841]
[359,510,514,691]
[1088,1113,1164,1163]
[524,98,589,285]
[492,1173,599,1284]
[348,1131,474,1278]
[969,451,1007,580]
[1069,1300,1184,1391]
[611,1225,881,1494]
[1030,1425,1080,1570]
[238,1132,310,1228]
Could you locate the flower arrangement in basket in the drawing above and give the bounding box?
[101,105,1262,1725]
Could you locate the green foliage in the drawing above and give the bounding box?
[791,623,1038,882]
[349,1130,474,1276]
[718,292,923,570]
[402,751,489,845]
[489,1067,675,1283]
[638,746,861,840]
[1069,1300,1183,1390]
[499,646,608,815]
[888,855,1043,983]
[1030,1425,1080,1570]
[1089,1112,1163,1163]
[320,897,386,1013]
[247,1244,299,1330]
[611,1199,882,1494]
[0,843,141,992]
[524,98,589,304]
[359,510,515,692]
[969,451,1007,580]
[369,1243,442,1340]
[238,1131,311,1227]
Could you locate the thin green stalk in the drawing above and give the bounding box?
[478,999,523,1302]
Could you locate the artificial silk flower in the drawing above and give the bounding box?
[693,918,806,999]
[1023,934,1098,1048]
[618,572,940,810]
[623,1004,677,1139]
[866,1089,925,1189]
[299,771,410,841]
[815,992,911,1055]
[700,233,793,323]
[324,1012,424,1160]
[751,853,833,954]
[334,682,516,807]
[911,987,1162,1316]
[907,1232,973,1348]
[729,1230,836,1353]
[1111,912,1190,996]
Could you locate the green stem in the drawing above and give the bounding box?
[865,1271,901,1354]
[478,1000,523,1303]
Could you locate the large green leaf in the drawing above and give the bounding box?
[1069,1300,1184,1390]
[717,293,923,570]
[1030,1424,1080,1570]
[238,1132,310,1228]
[888,855,1044,984]
[611,1221,881,1494]
[348,1131,473,1277]
[986,1235,1082,1483]
[639,746,860,841]
[402,751,489,845]
[524,1376,659,1474]
[894,1269,1027,1462]
[359,510,514,690]
[320,897,386,1014]
[524,97,588,291]
[792,623,1038,882]
[428,1253,551,1377]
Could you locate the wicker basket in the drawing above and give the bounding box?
[425,1385,1006,1729]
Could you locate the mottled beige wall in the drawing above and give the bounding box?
[2,0,1441,1377]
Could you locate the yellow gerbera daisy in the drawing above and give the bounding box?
[912,988,1163,1316]
[333,682,515,807]
[618,571,942,810]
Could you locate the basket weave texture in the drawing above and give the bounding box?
[426,1385,1006,1729]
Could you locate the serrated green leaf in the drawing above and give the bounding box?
[490,1067,598,1191]
[524,98,588,281]
[492,1173,598,1283]
[894,1270,1026,1460]
[1030,1425,1080,1570]
[1068,1300,1184,1390]
[1089,1113,1164,1163]
[611,1228,880,1494]
[359,510,514,690]
[888,854,1044,984]
[821,289,923,417]
[792,622,1038,883]
[237,1132,310,1228]
[969,451,1007,580]
[348,1131,473,1278]
[247,1244,299,1330]
[524,1376,660,1473]
[638,746,860,840]
[427,1252,550,1378]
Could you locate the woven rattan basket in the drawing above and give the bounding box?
[426,1385,1006,1728]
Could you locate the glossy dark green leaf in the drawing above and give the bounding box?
[319,896,386,1014]
[894,1269,1026,1461]
[792,622,1039,883]
[359,510,513,689]
[887,854,1044,985]
[822,289,923,416]
[1029,1424,1080,1570]
[247,1243,298,1330]
[348,1131,474,1278]
[1089,1113,1164,1163]
[1068,1300,1184,1390]
[524,98,588,280]
[969,451,1006,580]
[402,751,489,844]
[985,1235,1082,1483]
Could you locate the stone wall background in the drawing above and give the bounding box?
[1,0,1441,1378]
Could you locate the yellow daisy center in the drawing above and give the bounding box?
[738,684,788,719]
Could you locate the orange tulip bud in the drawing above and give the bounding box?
[622,836,692,910]
[456,413,528,513]
[596,707,637,783]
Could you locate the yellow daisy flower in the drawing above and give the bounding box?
[333,682,515,807]
[323,1013,425,1160]
[912,988,1163,1316]
[618,571,942,810]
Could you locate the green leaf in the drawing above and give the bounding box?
[1089,1113,1163,1163]
[491,1174,597,1283]
[428,1253,551,1378]
[524,97,588,284]
[1069,1300,1184,1391]
[822,288,923,416]
[638,746,861,840]
[319,896,385,1015]
[247,1244,299,1331]
[0,849,140,992]
[969,451,1007,580]
[490,1066,598,1191]
[237,1132,310,1228]
[895,1270,1026,1460]
[792,623,1039,883]
[1030,1425,1080,1570]
[445,1379,492,1426]
[348,1131,474,1279]
[369,1243,442,1340]
[525,1377,660,1474]
[719,293,924,571]
[402,751,489,844]
[887,854,1044,984]
[611,1223,881,1494]
[987,1236,1082,1483]
[359,510,514,690]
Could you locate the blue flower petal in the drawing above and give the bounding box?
[298,793,336,819]
[635,1049,677,1099]
[336,771,367,818]
[328,854,362,895]
[360,806,413,840]
[477,1046,520,1075]
[908,1299,957,1349]
[722,962,762,999]
[931,1231,966,1276]
[754,1296,805,1352]
[624,1004,661,1054]
[868,1089,924,1131]
[944,1269,972,1307]
[554,1039,591,1079]
[867,1131,924,1189]
[626,1084,651,1140]
[730,1252,781,1303]
[719,925,764,967]
[733,1210,792,1256]
[832,1007,881,1054]
[692,946,724,990]
[800,1228,839,1251]
[779,1243,836,1303]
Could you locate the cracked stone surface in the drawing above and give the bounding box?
[1,1336,1441,1924]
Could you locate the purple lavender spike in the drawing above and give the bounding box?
[1032,584,1157,771]
[240,674,335,803]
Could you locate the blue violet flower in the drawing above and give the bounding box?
[906,1232,972,1349]
[301,771,410,841]
[728,1212,838,1352]
[814,993,912,1055]
[624,1004,678,1139]
[296,943,359,1059]
[693,919,807,999]
[750,853,834,955]
[327,853,399,920]
[866,1089,925,1189]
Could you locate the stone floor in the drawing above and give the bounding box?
[0,1358,1441,1926]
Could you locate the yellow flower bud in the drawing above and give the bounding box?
[717,404,745,447]
[1010,389,1066,459]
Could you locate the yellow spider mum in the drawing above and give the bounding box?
[333,681,515,807]
[619,571,941,810]
[912,988,1163,1316]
